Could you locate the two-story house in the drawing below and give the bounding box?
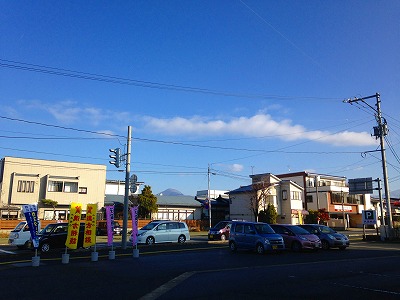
[227,173,305,224]
[277,171,373,228]
[0,156,106,220]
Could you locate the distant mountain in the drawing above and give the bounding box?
[157,188,184,196]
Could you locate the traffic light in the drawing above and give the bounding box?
[109,148,121,168]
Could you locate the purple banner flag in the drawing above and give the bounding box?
[130,206,139,246]
[105,205,115,246]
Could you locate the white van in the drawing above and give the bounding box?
[130,220,190,245]
[8,221,41,249]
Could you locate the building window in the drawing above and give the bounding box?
[291,191,301,200]
[79,187,88,194]
[64,182,78,193]
[17,180,35,193]
[48,181,63,192]
[282,190,287,200]
[48,180,78,193]
[306,195,313,203]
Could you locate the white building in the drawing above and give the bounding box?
[277,171,373,228]
[228,173,305,225]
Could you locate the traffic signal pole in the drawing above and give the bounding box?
[122,126,131,249]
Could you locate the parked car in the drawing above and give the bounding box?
[8,221,41,249]
[208,221,232,241]
[298,224,349,250]
[31,222,85,252]
[129,220,190,245]
[270,224,322,252]
[96,220,122,236]
[229,221,285,254]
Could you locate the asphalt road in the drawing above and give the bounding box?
[0,235,399,300]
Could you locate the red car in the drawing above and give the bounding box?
[270,224,321,251]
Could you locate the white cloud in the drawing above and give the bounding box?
[142,113,377,147]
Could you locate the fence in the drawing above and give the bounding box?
[0,218,207,231]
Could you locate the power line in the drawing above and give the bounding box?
[0,58,340,101]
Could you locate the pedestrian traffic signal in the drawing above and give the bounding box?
[109,148,121,168]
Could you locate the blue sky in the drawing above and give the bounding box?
[1,1,399,196]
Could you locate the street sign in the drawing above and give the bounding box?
[362,210,377,225]
[348,177,374,194]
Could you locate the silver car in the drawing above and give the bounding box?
[130,220,190,245]
[299,224,349,250]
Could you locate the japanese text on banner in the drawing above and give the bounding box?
[65,202,82,249]
[105,205,114,246]
[131,206,139,246]
[84,203,97,247]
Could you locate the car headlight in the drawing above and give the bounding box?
[138,232,146,236]
[327,234,335,240]
[263,238,271,244]
[299,236,308,241]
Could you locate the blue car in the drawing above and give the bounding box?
[299,224,349,250]
[229,221,285,254]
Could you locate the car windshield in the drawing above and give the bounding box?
[214,222,229,230]
[141,222,159,230]
[39,224,57,234]
[254,224,275,234]
[290,226,311,235]
[13,222,26,231]
[319,226,336,234]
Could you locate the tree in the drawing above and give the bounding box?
[258,203,278,224]
[137,185,158,219]
[250,182,276,222]
[305,208,330,224]
[41,198,58,219]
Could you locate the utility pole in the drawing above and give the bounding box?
[344,93,393,232]
[122,126,131,249]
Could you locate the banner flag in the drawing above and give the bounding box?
[22,204,40,248]
[83,203,97,247]
[130,206,139,246]
[65,202,82,249]
[105,205,115,246]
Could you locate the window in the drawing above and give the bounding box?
[79,187,87,194]
[291,191,301,200]
[282,190,287,200]
[64,182,78,193]
[48,181,63,192]
[306,195,313,203]
[17,180,35,193]
[48,180,78,193]
[234,224,244,233]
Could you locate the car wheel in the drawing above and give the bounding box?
[256,243,264,255]
[178,235,186,244]
[220,234,226,241]
[291,241,302,252]
[146,236,155,245]
[229,241,237,252]
[322,240,330,250]
[41,243,50,252]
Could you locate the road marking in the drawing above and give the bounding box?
[0,249,16,254]
[333,282,400,295]
[139,271,195,300]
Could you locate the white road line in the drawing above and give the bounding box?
[0,249,16,254]
[333,282,400,296]
[139,271,195,300]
